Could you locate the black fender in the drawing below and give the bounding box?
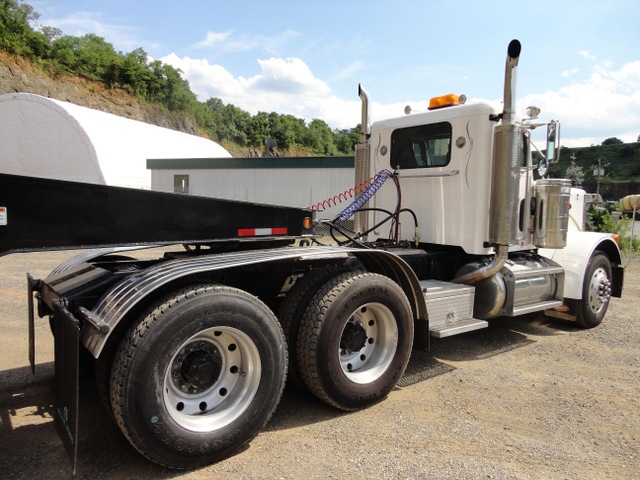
[81,245,428,358]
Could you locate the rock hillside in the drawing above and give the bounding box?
[0,51,198,134]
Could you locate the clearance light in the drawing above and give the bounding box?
[611,234,620,246]
[303,217,312,229]
[428,93,465,110]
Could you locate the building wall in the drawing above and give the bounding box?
[148,157,357,220]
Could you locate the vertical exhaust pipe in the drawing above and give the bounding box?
[488,39,524,248]
[502,40,521,125]
[455,40,522,285]
[358,84,370,142]
[354,84,371,236]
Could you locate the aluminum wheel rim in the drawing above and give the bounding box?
[338,302,399,384]
[587,266,611,314]
[163,326,261,432]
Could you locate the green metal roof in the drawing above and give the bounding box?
[147,156,355,170]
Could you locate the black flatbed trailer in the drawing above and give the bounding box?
[0,172,314,256]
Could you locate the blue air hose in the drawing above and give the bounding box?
[339,170,391,221]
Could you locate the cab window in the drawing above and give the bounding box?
[390,122,452,169]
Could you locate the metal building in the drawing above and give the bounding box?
[147,156,356,220]
[0,93,230,189]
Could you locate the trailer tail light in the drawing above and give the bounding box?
[428,93,466,110]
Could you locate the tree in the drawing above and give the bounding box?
[602,137,623,145]
[0,0,49,59]
[565,159,585,187]
[334,127,360,155]
[269,113,305,150]
[247,112,270,147]
[39,25,61,44]
[51,34,119,81]
[117,48,151,96]
[305,119,337,155]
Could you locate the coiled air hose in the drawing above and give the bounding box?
[339,170,391,221]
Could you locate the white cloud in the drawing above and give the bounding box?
[579,50,596,61]
[193,31,232,49]
[162,54,362,128]
[191,30,300,55]
[518,60,640,145]
[562,67,579,78]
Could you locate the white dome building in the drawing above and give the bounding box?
[0,93,230,189]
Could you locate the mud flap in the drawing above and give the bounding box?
[52,301,80,475]
[27,274,36,374]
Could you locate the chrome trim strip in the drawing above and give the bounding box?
[398,170,459,178]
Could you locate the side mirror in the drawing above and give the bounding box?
[546,120,560,164]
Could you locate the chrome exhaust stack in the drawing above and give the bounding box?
[501,39,521,125]
[456,40,523,285]
[358,83,370,143]
[488,39,523,249]
[354,84,371,236]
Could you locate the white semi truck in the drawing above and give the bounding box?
[0,39,623,471]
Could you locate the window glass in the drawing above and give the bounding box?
[390,122,452,169]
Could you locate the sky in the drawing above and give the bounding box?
[28,0,640,148]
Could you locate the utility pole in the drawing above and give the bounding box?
[594,158,605,200]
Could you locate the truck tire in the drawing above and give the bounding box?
[277,266,351,389]
[95,339,117,418]
[575,252,613,329]
[109,284,287,469]
[297,272,413,411]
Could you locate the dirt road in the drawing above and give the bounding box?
[0,251,638,479]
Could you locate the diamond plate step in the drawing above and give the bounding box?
[429,318,489,338]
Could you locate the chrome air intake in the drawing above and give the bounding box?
[489,124,525,245]
[354,84,371,235]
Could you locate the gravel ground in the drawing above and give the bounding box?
[0,250,638,480]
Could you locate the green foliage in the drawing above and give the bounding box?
[306,119,337,155]
[602,137,623,145]
[0,0,358,156]
[548,142,640,186]
[0,0,50,60]
[586,204,640,254]
[565,159,584,187]
[51,34,119,80]
[585,204,615,233]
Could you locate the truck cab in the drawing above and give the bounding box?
[352,40,622,332]
[369,100,502,254]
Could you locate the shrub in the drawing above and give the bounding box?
[586,204,640,254]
